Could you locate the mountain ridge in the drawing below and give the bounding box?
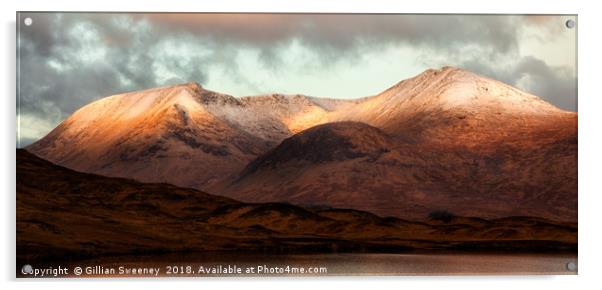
[328,66,574,146]
[25,66,577,221]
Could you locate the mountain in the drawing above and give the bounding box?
[26,83,351,190]
[241,121,394,174]
[329,66,576,148]
[25,66,577,221]
[219,120,577,221]
[16,149,576,266]
[218,67,577,221]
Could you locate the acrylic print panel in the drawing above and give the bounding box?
[16,13,577,277]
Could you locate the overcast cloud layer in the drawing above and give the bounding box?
[17,13,577,146]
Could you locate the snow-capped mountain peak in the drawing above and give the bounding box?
[27,67,576,195]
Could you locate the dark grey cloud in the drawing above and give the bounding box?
[460,56,577,111]
[18,13,212,139]
[17,13,576,147]
[139,14,525,71]
[144,14,521,54]
[513,57,576,110]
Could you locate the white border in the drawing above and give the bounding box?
[2,1,601,290]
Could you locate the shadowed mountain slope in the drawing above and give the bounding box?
[17,149,576,264]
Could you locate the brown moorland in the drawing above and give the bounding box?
[17,149,576,266]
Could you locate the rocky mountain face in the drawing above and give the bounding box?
[26,67,577,221]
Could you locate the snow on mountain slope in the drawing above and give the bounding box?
[26,82,350,190]
[329,66,575,147]
[27,83,262,189]
[209,94,333,142]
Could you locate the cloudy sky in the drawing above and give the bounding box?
[17,13,577,147]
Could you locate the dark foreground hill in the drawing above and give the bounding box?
[17,149,576,265]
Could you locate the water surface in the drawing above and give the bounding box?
[46,252,577,277]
